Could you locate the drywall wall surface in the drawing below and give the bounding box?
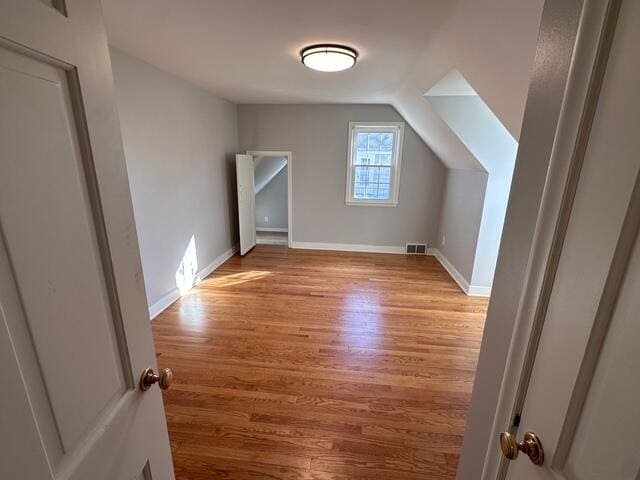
[110,48,239,308]
[428,94,518,288]
[437,170,488,283]
[256,165,288,230]
[238,104,445,248]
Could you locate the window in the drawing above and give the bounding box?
[346,122,404,206]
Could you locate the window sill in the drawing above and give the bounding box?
[345,200,398,207]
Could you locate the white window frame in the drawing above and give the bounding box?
[345,121,405,207]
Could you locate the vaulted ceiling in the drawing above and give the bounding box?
[102,0,544,171]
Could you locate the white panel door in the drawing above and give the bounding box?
[503,0,640,478]
[236,154,256,255]
[0,1,174,479]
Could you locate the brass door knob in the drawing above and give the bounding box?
[499,431,544,466]
[140,367,173,391]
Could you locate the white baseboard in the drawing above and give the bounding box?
[291,241,405,255]
[257,238,288,245]
[148,244,239,320]
[256,227,288,233]
[428,248,491,297]
[467,284,491,296]
[148,288,182,321]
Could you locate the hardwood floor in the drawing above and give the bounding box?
[152,245,488,479]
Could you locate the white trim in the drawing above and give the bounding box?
[345,121,404,207]
[429,248,470,292]
[148,244,239,320]
[256,227,288,233]
[247,150,293,248]
[428,248,491,297]
[291,241,405,255]
[345,200,398,207]
[148,288,181,321]
[195,245,238,283]
[468,284,492,297]
[256,238,288,246]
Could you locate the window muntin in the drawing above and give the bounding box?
[346,122,404,206]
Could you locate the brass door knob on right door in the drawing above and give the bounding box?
[499,431,544,466]
[139,367,173,391]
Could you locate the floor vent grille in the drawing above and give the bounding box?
[406,243,427,255]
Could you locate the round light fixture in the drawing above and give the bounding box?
[301,44,358,72]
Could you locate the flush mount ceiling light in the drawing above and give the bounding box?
[301,44,358,72]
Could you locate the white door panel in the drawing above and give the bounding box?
[236,154,256,255]
[564,237,640,478]
[1,46,128,454]
[0,1,174,478]
[503,0,640,478]
[0,295,52,479]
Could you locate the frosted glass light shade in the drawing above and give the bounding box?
[301,45,357,72]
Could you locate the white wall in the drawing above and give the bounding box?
[110,48,239,310]
[256,166,288,230]
[428,94,518,290]
[238,104,445,248]
[437,170,488,283]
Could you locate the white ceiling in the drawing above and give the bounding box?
[102,0,544,170]
[102,0,453,104]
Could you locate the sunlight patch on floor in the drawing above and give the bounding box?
[203,270,273,288]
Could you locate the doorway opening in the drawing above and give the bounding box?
[237,151,292,254]
[251,152,290,246]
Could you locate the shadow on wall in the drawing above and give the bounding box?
[226,153,240,242]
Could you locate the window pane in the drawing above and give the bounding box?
[354,152,371,165]
[369,133,382,151]
[350,127,400,203]
[375,153,392,165]
[378,184,390,199]
[365,183,379,198]
[355,131,395,160]
[356,132,368,150]
[381,133,394,151]
[379,167,391,183]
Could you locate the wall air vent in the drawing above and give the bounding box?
[405,243,427,255]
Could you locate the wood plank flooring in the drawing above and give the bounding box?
[152,245,488,479]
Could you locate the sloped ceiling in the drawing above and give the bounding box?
[254,156,287,194]
[391,0,544,170]
[102,0,544,171]
[424,70,518,174]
